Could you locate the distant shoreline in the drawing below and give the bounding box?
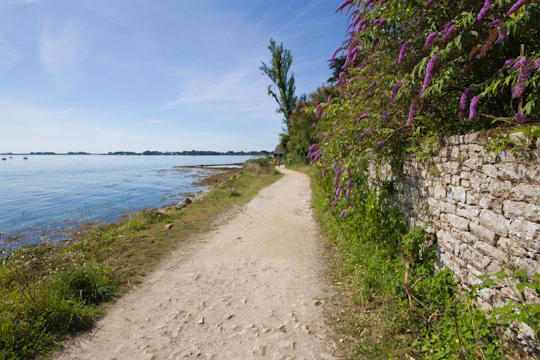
[2,152,272,156]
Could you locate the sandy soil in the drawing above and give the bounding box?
[55,167,338,360]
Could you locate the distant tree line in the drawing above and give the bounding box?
[107,150,271,156]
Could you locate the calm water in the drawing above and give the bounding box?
[0,155,254,251]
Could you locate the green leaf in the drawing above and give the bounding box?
[470,30,478,36]
[454,35,462,50]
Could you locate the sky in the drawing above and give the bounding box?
[0,0,348,153]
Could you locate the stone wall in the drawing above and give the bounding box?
[373,130,540,310]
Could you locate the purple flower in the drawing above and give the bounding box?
[512,58,527,71]
[424,0,440,8]
[336,0,354,13]
[406,98,418,126]
[328,95,332,102]
[489,19,503,27]
[469,95,480,120]
[313,122,316,127]
[339,71,345,80]
[346,188,351,197]
[382,113,389,120]
[359,133,366,141]
[398,41,410,64]
[358,114,369,121]
[494,28,506,44]
[421,54,439,95]
[391,81,402,101]
[459,88,472,117]
[372,38,380,50]
[370,129,378,135]
[506,0,527,16]
[340,209,347,218]
[315,104,321,116]
[366,93,374,99]
[500,58,514,73]
[442,24,456,41]
[477,0,492,22]
[322,170,327,178]
[515,112,530,122]
[369,81,377,89]
[322,111,327,117]
[424,31,438,49]
[330,47,342,66]
[513,58,533,98]
[536,58,540,68]
[377,141,384,151]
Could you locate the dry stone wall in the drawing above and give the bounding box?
[373,130,540,310]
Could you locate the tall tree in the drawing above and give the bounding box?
[260,39,297,132]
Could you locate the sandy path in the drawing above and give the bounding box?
[56,167,337,360]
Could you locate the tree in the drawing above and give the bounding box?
[260,39,297,132]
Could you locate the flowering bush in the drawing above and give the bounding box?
[308,0,539,214]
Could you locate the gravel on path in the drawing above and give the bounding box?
[55,167,338,360]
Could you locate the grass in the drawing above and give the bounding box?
[302,165,517,360]
[0,158,282,359]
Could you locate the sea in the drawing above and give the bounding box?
[0,155,256,252]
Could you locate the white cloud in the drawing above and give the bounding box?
[39,20,89,84]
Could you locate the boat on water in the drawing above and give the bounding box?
[23,156,28,160]
[1,157,6,161]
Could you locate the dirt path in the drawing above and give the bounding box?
[56,167,337,360]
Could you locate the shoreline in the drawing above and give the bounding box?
[0,164,243,255]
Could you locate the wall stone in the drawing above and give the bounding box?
[372,130,540,310]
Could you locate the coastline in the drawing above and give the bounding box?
[0,163,244,254]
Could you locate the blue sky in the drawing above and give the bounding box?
[0,0,347,153]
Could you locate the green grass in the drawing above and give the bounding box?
[0,158,282,359]
[305,166,514,360]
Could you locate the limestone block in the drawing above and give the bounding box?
[470,222,498,245]
[427,198,440,217]
[474,241,508,263]
[480,148,497,163]
[524,203,540,223]
[438,229,459,254]
[464,132,479,144]
[466,191,479,205]
[448,186,467,203]
[527,164,540,180]
[463,158,483,170]
[488,179,512,198]
[486,259,502,275]
[447,214,469,231]
[440,201,457,214]
[497,237,515,252]
[498,150,516,163]
[444,173,452,184]
[470,171,489,192]
[460,244,491,269]
[511,184,540,204]
[491,200,503,214]
[482,164,499,178]
[451,175,460,186]
[480,210,510,237]
[478,196,492,209]
[460,171,471,180]
[461,179,471,188]
[502,200,526,219]
[451,228,477,244]
[509,219,540,242]
[433,183,446,200]
[451,146,461,159]
[498,163,523,181]
[456,204,480,220]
